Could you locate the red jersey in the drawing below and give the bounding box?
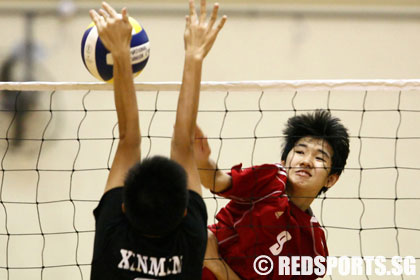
[203,163,328,280]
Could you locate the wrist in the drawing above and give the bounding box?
[184,51,205,62]
[111,48,131,60]
[197,157,212,169]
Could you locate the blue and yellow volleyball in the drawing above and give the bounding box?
[81,17,150,82]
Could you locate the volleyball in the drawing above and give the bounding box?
[81,16,150,82]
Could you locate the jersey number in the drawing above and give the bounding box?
[269,231,292,256]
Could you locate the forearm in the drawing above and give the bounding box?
[172,54,203,148]
[198,158,231,193]
[103,49,141,191]
[170,54,205,195]
[112,50,140,145]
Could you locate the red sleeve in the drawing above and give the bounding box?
[216,163,287,201]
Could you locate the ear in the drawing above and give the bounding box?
[281,160,285,166]
[183,208,188,217]
[121,203,126,213]
[325,174,339,189]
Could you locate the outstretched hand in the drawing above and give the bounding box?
[184,0,227,60]
[194,125,211,167]
[89,2,132,55]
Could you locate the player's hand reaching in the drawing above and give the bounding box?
[89,2,132,56]
[194,125,211,167]
[184,0,227,60]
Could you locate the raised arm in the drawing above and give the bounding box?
[90,3,141,194]
[170,0,226,196]
[194,125,232,193]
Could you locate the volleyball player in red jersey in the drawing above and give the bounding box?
[195,110,350,279]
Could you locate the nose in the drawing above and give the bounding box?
[299,154,313,168]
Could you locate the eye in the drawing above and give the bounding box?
[316,156,326,162]
[295,150,304,155]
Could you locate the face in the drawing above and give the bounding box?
[282,137,339,198]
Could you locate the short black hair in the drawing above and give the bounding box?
[281,110,350,194]
[123,155,188,236]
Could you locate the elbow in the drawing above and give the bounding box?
[171,128,194,151]
[171,136,194,154]
[119,132,141,148]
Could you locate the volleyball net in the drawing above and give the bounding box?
[0,80,419,279]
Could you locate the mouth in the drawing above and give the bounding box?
[295,169,312,177]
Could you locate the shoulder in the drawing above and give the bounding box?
[94,187,124,219]
[177,192,207,276]
[232,162,286,174]
[179,190,207,241]
[230,162,287,185]
[185,190,207,224]
[92,188,129,265]
[93,187,126,240]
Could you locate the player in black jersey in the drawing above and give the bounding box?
[88,1,226,279]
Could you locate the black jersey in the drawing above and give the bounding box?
[91,187,207,279]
